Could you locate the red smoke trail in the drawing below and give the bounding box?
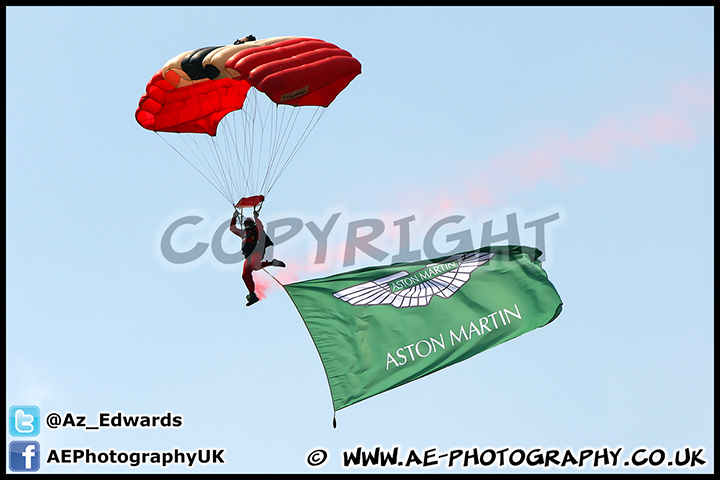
[426,80,714,213]
[259,81,714,289]
[254,274,271,300]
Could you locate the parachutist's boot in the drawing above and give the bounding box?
[271,259,286,268]
[246,293,260,306]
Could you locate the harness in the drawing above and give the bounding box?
[242,225,274,258]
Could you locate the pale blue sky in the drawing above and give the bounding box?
[6,6,714,473]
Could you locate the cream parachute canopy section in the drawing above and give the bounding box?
[136,35,362,208]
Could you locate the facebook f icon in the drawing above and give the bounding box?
[9,441,41,472]
[9,405,40,436]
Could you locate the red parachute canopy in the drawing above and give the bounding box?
[136,36,362,136]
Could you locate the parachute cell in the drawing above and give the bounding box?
[137,73,250,135]
[226,38,360,106]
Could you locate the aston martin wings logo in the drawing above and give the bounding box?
[333,251,494,308]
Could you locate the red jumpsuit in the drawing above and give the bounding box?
[229,214,273,295]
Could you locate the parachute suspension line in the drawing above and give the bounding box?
[215,115,247,204]
[155,132,234,206]
[258,103,277,194]
[264,106,326,197]
[262,104,304,193]
[241,89,289,197]
[233,109,252,200]
[214,118,238,203]
[235,104,256,196]
[260,105,293,193]
[177,132,232,202]
[241,89,268,196]
[257,103,289,195]
[186,132,235,205]
[227,111,251,202]
[206,131,236,203]
[154,92,327,206]
[278,106,325,181]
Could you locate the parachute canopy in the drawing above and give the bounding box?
[136,36,361,136]
[135,36,361,203]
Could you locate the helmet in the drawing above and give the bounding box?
[243,218,255,228]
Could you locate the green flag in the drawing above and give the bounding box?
[284,245,563,414]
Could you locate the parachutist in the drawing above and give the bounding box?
[230,207,286,306]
